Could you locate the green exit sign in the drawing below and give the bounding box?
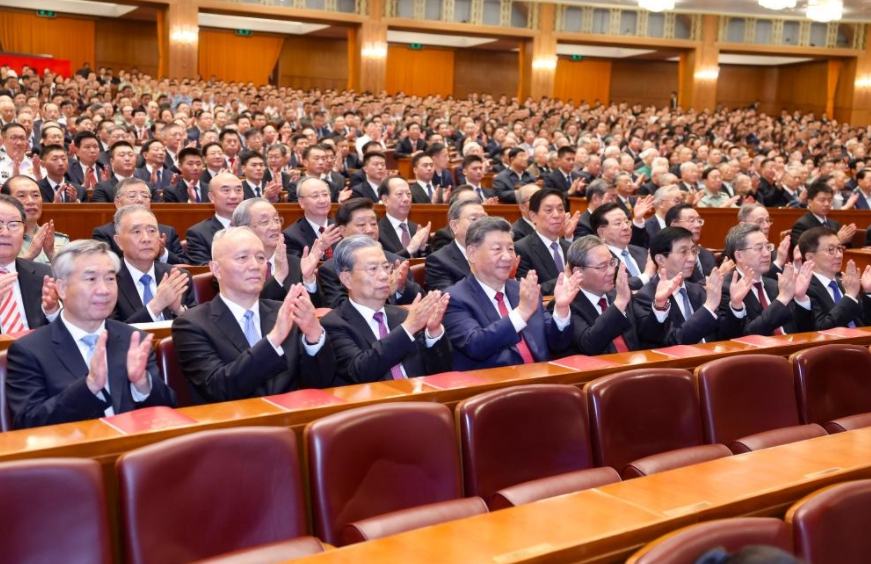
[234,29,253,37]
[409,43,423,50]
[570,54,584,61]
[37,9,56,17]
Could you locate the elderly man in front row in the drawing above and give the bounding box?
[172,227,335,404]
[7,240,177,429]
[322,236,452,384]
[444,217,582,370]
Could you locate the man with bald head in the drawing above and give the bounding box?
[172,227,335,403]
[512,183,540,242]
[185,172,244,265]
[283,176,342,258]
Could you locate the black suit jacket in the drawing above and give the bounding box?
[65,160,104,187]
[430,226,454,252]
[263,169,298,202]
[321,301,452,384]
[566,293,640,355]
[350,177,380,202]
[719,274,815,336]
[185,216,226,265]
[37,177,85,203]
[492,169,535,203]
[425,241,470,291]
[282,217,328,258]
[134,166,173,193]
[6,318,175,428]
[686,247,717,284]
[634,277,742,347]
[317,252,422,309]
[512,218,536,242]
[92,222,187,265]
[644,216,663,242]
[610,245,650,291]
[543,169,575,192]
[171,297,336,404]
[6,258,53,331]
[575,211,593,238]
[515,233,569,295]
[259,253,324,307]
[163,178,210,203]
[806,275,871,329]
[112,262,195,323]
[378,216,420,256]
[410,181,434,204]
[395,138,427,157]
[791,213,841,255]
[432,169,454,189]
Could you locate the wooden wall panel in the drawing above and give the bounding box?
[776,60,829,115]
[198,28,284,84]
[278,35,348,90]
[454,49,518,99]
[610,60,677,107]
[95,19,158,77]
[0,9,94,70]
[554,58,611,105]
[385,45,454,97]
[717,65,778,113]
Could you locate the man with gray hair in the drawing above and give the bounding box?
[425,199,487,291]
[7,239,176,428]
[321,235,452,384]
[646,185,683,241]
[111,205,194,323]
[172,226,334,403]
[185,172,244,265]
[443,216,582,370]
[511,183,540,242]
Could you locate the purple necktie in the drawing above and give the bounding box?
[550,241,564,273]
[373,311,405,380]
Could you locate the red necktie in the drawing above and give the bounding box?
[265,260,272,280]
[318,226,333,259]
[598,297,629,352]
[494,291,535,364]
[0,267,25,335]
[85,166,97,189]
[754,281,785,336]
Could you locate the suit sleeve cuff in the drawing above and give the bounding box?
[300,328,326,356]
[508,308,528,333]
[130,374,152,402]
[653,304,670,323]
[794,296,811,310]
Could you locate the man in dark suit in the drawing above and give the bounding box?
[544,146,578,193]
[164,147,210,203]
[645,185,683,242]
[377,176,430,257]
[738,203,789,280]
[591,202,653,291]
[66,131,105,190]
[491,148,535,204]
[429,186,483,252]
[6,239,176,428]
[563,235,641,355]
[515,188,571,296]
[171,227,335,404]
[790,182,856,254]
[92,178,187,265]
[110,206,194,323]
[318,198,422,308]
[133,139,173,199]
[409,152,437,204]
[37,144,85,203]
[720,223,815,336]
[92,141,142,202]
[322,236,451,384]
[853,170,871,210]
[350,152,387,202]
[425,199,485,291]
[443,217,581,370]
[394,123,427,157]
[262,143,298,201]
[665,203,717,283]
[511,183,539,242]
[461,154,497,202]
[428,143,454,190]
[185,172,243,265]
[283,177,341,258]
[633,227,746,348]
[798,226,871,329]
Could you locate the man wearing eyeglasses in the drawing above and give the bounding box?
[737,203,790,279]
[591,202,655,291]
[563,235,641,355]
[321,235,452,384]
[721,223,815,336]
[633,227,748,348]
[231,198,325,305]
[665,203,721,284]
[798,226,871,329]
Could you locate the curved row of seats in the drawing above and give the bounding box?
[628,479,871,564]
[2,343,870,562]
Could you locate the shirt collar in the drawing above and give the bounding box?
[474,277,506,301]
[60,310,106,342]
[581,288,606,308]
[215,214,231,229]
[348,298,386,322]
[124,258,156,283]
[218,293,260,325]
[386,213,407,230]
[812,271,836,288]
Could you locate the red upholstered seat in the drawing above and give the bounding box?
[787,479,871,564]
[192,271,218,304]
[456,384,598,505]
[791,344,871,429]
[627,517,793,564]
[824,412,871,433]
[117,427,308,564]
[193,537,325,564]
[0,458,112,564]
[489,467,621,510]
[696,354,827,453]
[156,337,194,407]
[585,368,730,478]
[306,402,466,545]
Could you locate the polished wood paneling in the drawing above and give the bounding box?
[554,58,612,105]
[717,65,778,114]
[610,60,678,107]
[776,60,829,115]
[385,44,454,97]
[278,35,348,91]
[453,48,518,99]
[0,9,95,69]
[95,19,158,77]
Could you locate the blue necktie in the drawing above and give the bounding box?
[621,249,641,277]
[140,274,153,306]
[80,334,99,365]
[243,310,259,346]
[550,241,564,273]
[678,287,694,320]
[828,280,857,328]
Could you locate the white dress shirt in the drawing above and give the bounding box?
[124,259,162,322]
[475,278,570,333]
[218,294,325,356]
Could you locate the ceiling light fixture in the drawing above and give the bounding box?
[806,0,844,22]
[758,0,797,9]
[638,0,675,12]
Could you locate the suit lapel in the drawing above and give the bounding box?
[468,278,501,324]
[447,243,470,276]
[51,319,88,378]
[106,326,127,413]
[116,265,142,315]
[210,298,250,354]
[379,217,402,251]
[529,236,558,280]
[15,259,42,328]
[341,301,377,346]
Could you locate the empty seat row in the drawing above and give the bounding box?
[628,479,871,564]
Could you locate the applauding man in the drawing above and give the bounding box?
[7,240,176,428]
[172,227,335,403]
[444,217,581,369]
[322,236,452,384]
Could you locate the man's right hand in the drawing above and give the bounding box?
[86,331,109,394]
